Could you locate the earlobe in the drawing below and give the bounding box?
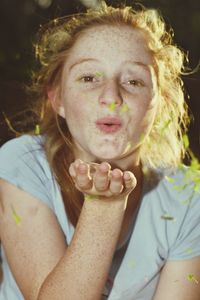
[47,88,65,119]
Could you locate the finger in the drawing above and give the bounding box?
[74,158,84,168]
[69,163,76,179]
[76,163,92,190]
[123,171,137,190]
[93,162,111,191]
[109,169,124,194]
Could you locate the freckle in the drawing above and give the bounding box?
[28,205,39,217]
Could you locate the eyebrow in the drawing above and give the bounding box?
[124,60,151,71]
[68,58,151,72]
[69,58,99,72]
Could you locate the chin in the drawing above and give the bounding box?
[93,151,122,162]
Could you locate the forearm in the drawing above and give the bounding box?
[37,198,127,300]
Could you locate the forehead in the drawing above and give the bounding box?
[66,25,153,67]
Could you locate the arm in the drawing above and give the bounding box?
[153,257,200,300]
[38,197,126,300]
[38,159,134,299]
[0,160,135,300]
[0,179,67,300]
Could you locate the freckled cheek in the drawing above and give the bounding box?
[63,93,90,126]
[127,97,156,130]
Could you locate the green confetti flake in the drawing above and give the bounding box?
[108,102,116,112]
[128,260,136,268]
[183,134,189,149]
[181,198,192,206]
[187,273,199,284]
[35,124,40,135]
[95,71,103,77]
[120,103,129,113]
[84,194,96,201]
[160,119,171,135]
[176,157,200,203]
[160,214,175,221]
[185,248,193,254]
[11,207,22,225]
[165,176,175,183]
[139,133,145,143]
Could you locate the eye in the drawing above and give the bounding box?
[127,79,144,87]
[80,75,95,83]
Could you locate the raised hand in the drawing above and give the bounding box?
[69,159,137,201]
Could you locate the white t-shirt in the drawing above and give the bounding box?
[0,134,200,300]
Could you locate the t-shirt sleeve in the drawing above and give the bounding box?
[0,136,54,211]
[168,192,200,261]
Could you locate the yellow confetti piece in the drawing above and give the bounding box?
[108,102,116,112]
[120,103,129,113]
[84,194,96,201]
[35,124,40,135]
[11,207,22,225]
[187,274,199,284]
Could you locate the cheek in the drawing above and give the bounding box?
[128,95,157,129]
[63,90,92,126]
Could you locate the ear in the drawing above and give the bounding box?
[47,88,65,119]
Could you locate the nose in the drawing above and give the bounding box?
[98,79,123,108]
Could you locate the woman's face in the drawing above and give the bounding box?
[59,25,158,165]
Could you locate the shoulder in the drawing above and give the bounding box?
[0,134,57,210]
[0,134,45,159]
[143,165,200,259]
[0,134,52,180]
[145,164,200,211]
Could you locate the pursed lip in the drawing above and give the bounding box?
[95,117,123,133]
[96,116,122,125]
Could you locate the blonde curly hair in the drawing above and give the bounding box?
[26,2,190,226]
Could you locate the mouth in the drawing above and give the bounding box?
[95,116,123,133]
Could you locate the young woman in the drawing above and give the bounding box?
[0,2,200,300]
